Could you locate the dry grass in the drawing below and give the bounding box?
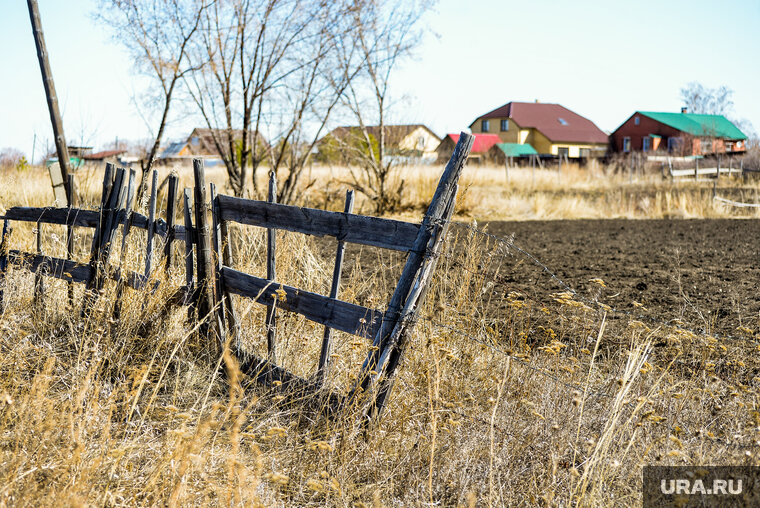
[0,164,758,506]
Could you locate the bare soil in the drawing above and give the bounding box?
[486,219,760,337]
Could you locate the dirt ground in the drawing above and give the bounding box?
[484,219,760,337]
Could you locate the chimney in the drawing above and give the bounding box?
[681,107,688,114]
[535,99,540,103]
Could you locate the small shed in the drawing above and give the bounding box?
[436,133,501,164]
[488,143,538,165]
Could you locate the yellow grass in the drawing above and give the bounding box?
[0,164,757,506]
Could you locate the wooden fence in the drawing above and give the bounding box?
[0,132,474,422]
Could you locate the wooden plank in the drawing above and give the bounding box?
[144,169,158,278]
[221,266,382,338]
[0,219,9,310]
[7,250,145,290]
[1,207,168,237]
[182,189,195,305]
[34,222,44,306]
[266,172,277,362]
[208,183,227,341]
[216,194,419,252]
[193,159,217,345]
[317,189,354,383]
[164,174,178,270]
[8,250,91,284]
[65,174,75,307]
[112,168,137,321]
[353,131,474,405]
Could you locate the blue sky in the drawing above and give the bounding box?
[2,0,759,161]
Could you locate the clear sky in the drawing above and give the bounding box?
[2,0,759,161]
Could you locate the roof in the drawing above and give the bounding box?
[444,133,501,153]
[187,127,267,157]
[160,141,187,159]
[81,149,126,160]
[638,112,747,140]
[326,124,439,146]
[473,102,608,144]
[493,143,538,157]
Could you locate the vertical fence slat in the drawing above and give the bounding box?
[144,169,158,280]
[208,183,227,341]
[164,174,178,271]
[183,188,195,306]
[66,173,75,307]
[112,168,136,321]
[192,159,217,346]
[265,171,277,363]
[316,189,354,384]
[0,219,9,310]
[34,221,43,306]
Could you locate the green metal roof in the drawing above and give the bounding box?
[494,142,538,156]
[639,111,747,140]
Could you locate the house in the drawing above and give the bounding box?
[435,133,501,164]
[81,149,127,166]
[469,101,609,159]
[159,127,268,164]
[317,124,440,164]
[610,109,747,156]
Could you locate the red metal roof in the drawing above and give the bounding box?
[446,133,501,153]
[473,102,608,144]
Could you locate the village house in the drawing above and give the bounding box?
[609,109,747,156]
[317,124,440,164]
[435,133,501,164]
[159,127,268,165]
[469,101,609,159]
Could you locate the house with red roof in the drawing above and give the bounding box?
[435,133,501,164]
[469,101,609,159]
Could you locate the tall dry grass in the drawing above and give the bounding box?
[0,164,758,506]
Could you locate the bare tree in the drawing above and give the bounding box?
[335,0,432,215]
[183,0,361,200]
[680,82,734,116]
[98,0,209,202]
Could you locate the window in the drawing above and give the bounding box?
[579,148,590,158]
[667,136,682,153]
[642,137,651,152]
[500,119,509,132]
[481,119,490,132]
[634,116,640,126]
[191,136,199,146]
[557,147,569,158]
[622,137,631,153]
[701,138,713,154]
[416,136,425,149]
[558,118,568,126]
[726,141,733,152]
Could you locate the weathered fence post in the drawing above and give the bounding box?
[112,169,136,321]
[34,221,44,307]
[0,220,9,310]
[208,183,228,343]
[192,159,218,348]
[164,174,179,271]
[695,157,699,181]
[183,189,195,308]
[351,132,474,419]
[144,169,158,279]
[316,189,355,384]
[266,171,278,363]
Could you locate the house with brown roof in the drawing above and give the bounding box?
[317,124,440,164]
[469,101,609,159]
[160,127,268,164]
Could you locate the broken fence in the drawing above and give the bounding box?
[0,132,475,422]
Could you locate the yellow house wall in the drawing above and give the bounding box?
[469,117,519,143]
[549,143,608,157]
[398,127,441,158]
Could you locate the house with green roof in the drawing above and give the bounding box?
[610,109,747,156]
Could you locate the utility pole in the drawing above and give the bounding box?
[27,0,75,205]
